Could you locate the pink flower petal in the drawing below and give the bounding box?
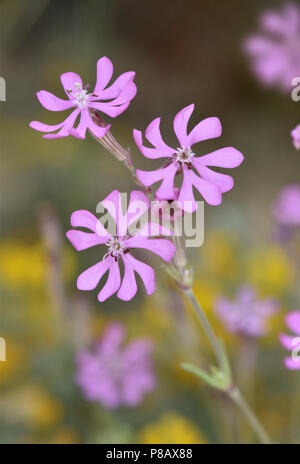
[136,163,178,200]
[69,107,89,138]
[97,257,121,302]
[123,339,154,363]
[118,254,155,301]
[109,82,137,106]
[95,71,135,100]
[29,120,64,133]
[126,236,175,261]
[198,147,244,168]
[178,170,197,213]
[144,118,174,155]
[173,104,194,146]
[98,322,126,355]
[279,333,299,351]
[192,160,234,193]
[94,56,114,94]
[187,116,222,146]
[90,101,130,118]
[86,113,111,139]
[101,190,125,236]
[126,190,150,233]
[244,36,275,55]
[133,128,172,159]
[70,209,108,237]
[77,259,111,290]
[42,108,80,139]
[60,72,83,97]
[285,311,300,336]
[36,90,74,111]
[284,356,300,370]
[66,230,106,251]
[179,169,222,212]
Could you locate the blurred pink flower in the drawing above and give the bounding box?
[244,3,300,91]
[66,190,175,302]
[291,124,300,150]
[279,311,300,370]
[76,322,156,408]
[215,286,279,338]
[135,104,244,213]
[30,56,136,139]
[272,184,300,226]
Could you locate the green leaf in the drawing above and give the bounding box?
[181,362,228,391]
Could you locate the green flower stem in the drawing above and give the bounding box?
[229,387,271,444]
[182,287,271,444]
[183,288,224,369]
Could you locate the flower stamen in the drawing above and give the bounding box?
[173,146,195,165]
[104,236,128,261]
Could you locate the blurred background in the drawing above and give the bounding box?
[1,0,300,444]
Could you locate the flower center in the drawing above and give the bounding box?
[67,82,90,108]
[173,146,195,165]
[104,236,128,261]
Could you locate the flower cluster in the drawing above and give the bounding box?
[30,55,244,301]
[244,3,300,92]
[215,286,279,338]
[75,322,156,408]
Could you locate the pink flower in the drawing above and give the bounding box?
[66,190,175,302]
[244,3,300,91]
[29,56,136,139]
[272,184,300,226]
[75,322,156,408]
[279,311,300,370]
[215,286,279,338]
[291,124,300,150]
[134,104,244,213]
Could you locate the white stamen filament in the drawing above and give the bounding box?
[70,82,90,108]
[103,236,127,260]
[174,146,195,164]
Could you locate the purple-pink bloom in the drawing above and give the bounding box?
[291,124,300,150]
[215,286,279,338]
[279,311,300,370]
[66,190,175,302]
[29,56,136,139]
[134,104,244,212]
[75,322,156,408]
[244,3,300,92]
[272,184,300,226]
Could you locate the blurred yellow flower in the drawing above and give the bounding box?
[0,385,62,427]
[0,240,76,290]
[246,245,294,295]
[200,230,239,281]
[0,241,46,288]
[138,412,207,444]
